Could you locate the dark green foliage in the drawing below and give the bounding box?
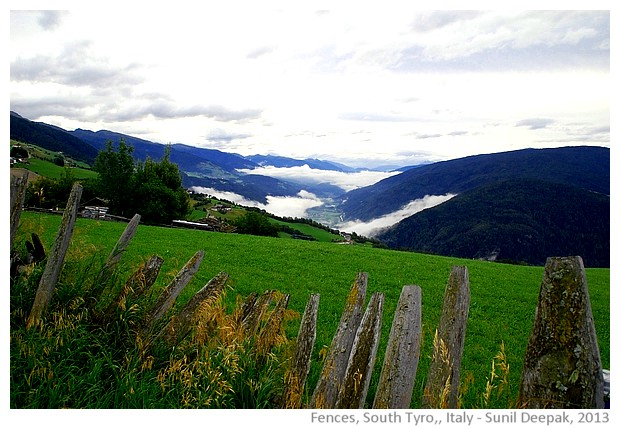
[10,145,29,159]
[130,147,192,225]
[233,211,280,237]
[25,167,97,210]
[93,140,191,224]
[377,179,610,267]
[52,153,65,167]
[94,139,136,218]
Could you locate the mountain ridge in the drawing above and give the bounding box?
[376,178,610,267]
[339,146,610,222]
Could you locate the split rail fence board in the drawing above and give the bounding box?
[518,256,605,408]
[310,272,368,409]
[142,250,205,333]
[159,271,230,344]
[335,291,384,409]
[10,171,29,249]
[26,183,83,330]
[242,290,276,336]
[96,213,142,291]
[281,293,320,409]
[103,254,165,319]
[373,285,422,409]
[257,292,291,355]
[422,265,470,409]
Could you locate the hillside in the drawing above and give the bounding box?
[339,146,610,222]
[12,210,610,408]
[376,178,610,267]
[10,112,99,164]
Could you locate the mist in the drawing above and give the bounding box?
[336,194,457,237]
[190,187,324,218]
[237,165,400,192]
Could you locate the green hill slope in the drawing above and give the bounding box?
[377,179,610,267]
[14,211,610,408]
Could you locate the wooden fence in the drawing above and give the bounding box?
[11,182,608,409]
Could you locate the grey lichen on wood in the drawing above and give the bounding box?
[310,272,368,408]
[282,293,320,408]
[159,271,229,344]
[103,254,164,319]
[96,213,141,289]
[422,265,470,408]
[242,290,275,336]
[10,171,29,249]
[336,291,384,409]
[373,285,422,409]
[256,292,290,355]
[26,183,83,330]
[518,256,604,408]
[142,250,204,333]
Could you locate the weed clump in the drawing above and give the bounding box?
[10,243,298,409]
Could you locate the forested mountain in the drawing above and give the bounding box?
[376,178,610,267]
[247,154,358,172]
[339,146,610,222]
[9,113,307,204]
[10,112,99,164]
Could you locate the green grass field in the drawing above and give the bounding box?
[13,157,97,180]
[13,211,610,408]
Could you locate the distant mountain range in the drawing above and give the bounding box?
[10,112,610,267]
[338,146,610,221]
[10,112,100,164]
[341,145,609,266]
[10,112,355,203]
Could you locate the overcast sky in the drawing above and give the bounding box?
[8,2,611,168]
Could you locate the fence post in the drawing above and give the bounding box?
[335,291,384,409]
[103,254,164,319]
[281,293,320,409]
[10,171,29,249]
[256,293,291,355]
[310,272,368,408]
[373,285,422,409]
[422,265,470,408]
[95,213,142,292]
[242,290,275,336]
[159,272,229,344]
[141,250,204,334]
[518,256,605,408]
[26,183,83,330]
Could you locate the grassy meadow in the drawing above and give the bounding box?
[12,210,610,408]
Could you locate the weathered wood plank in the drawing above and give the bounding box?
[95,213,141,290]
[103,254,164,319]
[10,171,29,249]
[422,265,470,408]
[310,272,368,408]
[159,271,229,344]
[281,293,320,409]
[256,292,290,355]
[335,291,384,409]
[142,250,204,333]
[518,256,605,408]
[26,183,83,330]
[242,290,275,336]
[373,285,422,409]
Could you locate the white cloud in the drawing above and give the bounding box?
[237,165,400,191]
[8,7,610,167]
[189,187,324,219]
[337,194,457,237]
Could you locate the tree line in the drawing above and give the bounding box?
[24,139,191,225]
